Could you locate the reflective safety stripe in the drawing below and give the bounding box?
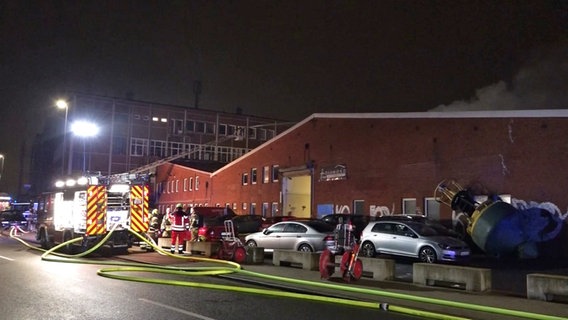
[86,185,107,236]
[129,185,149,232]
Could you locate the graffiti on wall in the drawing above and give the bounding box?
[369,204,396,218]
[317,203,397,217]
[335,205,350,214]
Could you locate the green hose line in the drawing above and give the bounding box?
[9,226,565,320]
[236,269,567,320]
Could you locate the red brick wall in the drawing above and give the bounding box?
[158,118,568,225]
[157,114,568,223]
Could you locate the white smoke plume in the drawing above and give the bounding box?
[430,42,568,111]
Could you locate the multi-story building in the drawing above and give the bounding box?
[30,92,292,197]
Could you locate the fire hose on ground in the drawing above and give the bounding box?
[7,226,566,320]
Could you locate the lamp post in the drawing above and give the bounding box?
[0,154,4,183]
[56,99,69,175]
[70,120,99,173]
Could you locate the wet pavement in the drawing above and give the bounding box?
[7,229,568,320]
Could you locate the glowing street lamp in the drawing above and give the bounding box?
[70,120,99,173]
[0,154,4,183]
[56,99,69,175]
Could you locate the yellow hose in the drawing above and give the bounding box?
[9,226,565,320]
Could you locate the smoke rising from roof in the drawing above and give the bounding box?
[430,42,568,112]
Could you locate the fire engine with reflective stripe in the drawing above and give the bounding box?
[35,174,150,252]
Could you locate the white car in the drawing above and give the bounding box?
[360,220,471,263]
[245,220,335,252]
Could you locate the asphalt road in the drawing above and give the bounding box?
[0,234,422,320]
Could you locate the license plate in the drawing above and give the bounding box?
[461,251,470,256]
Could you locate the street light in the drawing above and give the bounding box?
[0,154,4,183]
[70,120,99,173]
[56,99,69,175]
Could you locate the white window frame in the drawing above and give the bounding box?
[251,168,257,185]
[130,138,148,157]
[402,198,417,215]
[271,165,279,182]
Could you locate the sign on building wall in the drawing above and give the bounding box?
[319,164,347,181]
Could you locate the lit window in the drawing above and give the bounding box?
[263,166,270,183]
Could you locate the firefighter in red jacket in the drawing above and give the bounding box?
[170,203,189,254]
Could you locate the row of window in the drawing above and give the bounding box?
[130,138,247,162]
[156,202,280,217]
[159,176,201,194]
[242,165,280,185]
[132,114,277,141]
[219,202,280,216]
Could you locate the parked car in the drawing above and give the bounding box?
[0,209,28,230]
[359,220,470,263]
[195,207,236,241]
[320,213,370,239]
[375,214,461,238]
[231,214,264,234]
[245,220,335,252]
[260,215,297,229]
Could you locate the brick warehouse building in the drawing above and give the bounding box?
[155,110,568,256]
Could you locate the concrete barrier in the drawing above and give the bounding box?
[273,250,320,270]
[185,241,220,257]
[157,237,171,249]
[527,273,568,302]
[334,255,395,280]
[413,263,491,292]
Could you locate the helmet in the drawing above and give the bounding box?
[151,209,158,216]
[176,203,183,209]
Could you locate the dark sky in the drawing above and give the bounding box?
[0,1,567,196]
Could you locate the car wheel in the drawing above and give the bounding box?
[361,241,376,257]
[419,246,437,263]
[298,244,313,252]
[245,240,257,248]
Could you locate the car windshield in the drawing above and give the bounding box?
[408,222,440,237]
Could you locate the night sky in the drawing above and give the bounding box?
[0,1,566,196]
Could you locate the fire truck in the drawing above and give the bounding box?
[35,173,150,254]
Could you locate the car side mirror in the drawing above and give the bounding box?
[263,228,271,235]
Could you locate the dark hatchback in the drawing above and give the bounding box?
[231,214,264,234]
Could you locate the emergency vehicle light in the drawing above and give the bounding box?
[55,180,65,188]
[77,176,88,186]
[66,179,76,187]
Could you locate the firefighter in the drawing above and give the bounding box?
[148,209,160,242]
[170,203,189,254]
[189,207,200,241]
[160,207,172,237]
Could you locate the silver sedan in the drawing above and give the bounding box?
[245,220,335,252]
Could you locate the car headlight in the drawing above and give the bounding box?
[438,243,452,250]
